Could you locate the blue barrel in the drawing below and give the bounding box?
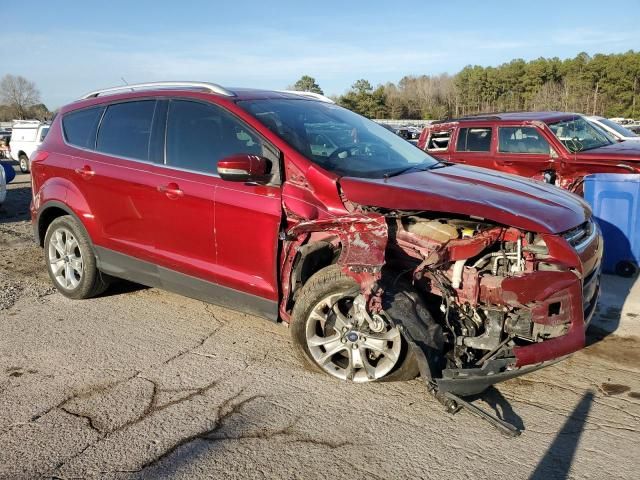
[1,162,15,184]
[584,174,640,276]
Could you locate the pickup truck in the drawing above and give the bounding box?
[9,120,50,173]
[417,112,640,193]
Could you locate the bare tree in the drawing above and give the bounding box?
[0,74,41,119]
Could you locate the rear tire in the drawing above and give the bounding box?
[290,265,418,382]
[615,260,637,278]
[19,154,29,173]
[44,215,109,299]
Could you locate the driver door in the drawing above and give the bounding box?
[495,126,554,181]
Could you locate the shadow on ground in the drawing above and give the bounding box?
[528,391,594,480]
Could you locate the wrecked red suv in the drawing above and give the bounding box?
[31,83,602,407]
[418,112,640,193]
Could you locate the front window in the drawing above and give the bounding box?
[237,99,438,178]
[547,116,614,152]
[498,127,550,154]
[597,118,639,138]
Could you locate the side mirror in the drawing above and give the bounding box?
[217,154,271,183]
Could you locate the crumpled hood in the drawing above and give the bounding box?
[339,165,590,234]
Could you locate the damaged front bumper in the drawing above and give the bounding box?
[433,265,601,396]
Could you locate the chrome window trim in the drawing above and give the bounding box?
[61,96,282,184]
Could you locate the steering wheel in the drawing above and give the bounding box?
[328,144,360,161]
[326,144,361,168]
[570,137,584,152]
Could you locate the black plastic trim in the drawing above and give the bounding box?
[94,246,278,321]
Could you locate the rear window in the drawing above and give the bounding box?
[456,127,492,152]
[97,101,156,161]
[426,130,451,151]
[63,107,104,148]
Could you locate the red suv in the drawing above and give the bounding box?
[418,112,640,193]
[31,83,602,402]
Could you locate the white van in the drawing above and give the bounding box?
[9,120,50,173]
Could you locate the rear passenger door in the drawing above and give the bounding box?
[451,126,494,168]
[64,101,160,264]
[495,126,553,180]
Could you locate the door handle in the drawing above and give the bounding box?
[157,183,184,198]
[74,166,95,178]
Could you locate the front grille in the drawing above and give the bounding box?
[582,261,601,325]
[563,219,596,251]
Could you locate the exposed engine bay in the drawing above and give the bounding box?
[389,212,569,371]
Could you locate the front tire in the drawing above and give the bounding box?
[290,265,417,382]
[44,215,109,299]
[19,154,29,173]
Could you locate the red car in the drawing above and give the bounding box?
[418,112,640,193]
[31,83,601,408]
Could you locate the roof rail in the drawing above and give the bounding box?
[279,90,335,104]
[79,81,236,100]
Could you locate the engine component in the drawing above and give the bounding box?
[405,219,459,243]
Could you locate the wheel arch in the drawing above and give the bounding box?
[36,200,93,248]
[290,239,341,297]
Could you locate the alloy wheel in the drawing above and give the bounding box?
[305,291,402,382]
[48,227,83,290]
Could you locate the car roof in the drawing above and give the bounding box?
[433,111,581,125]
[62,84,334,115]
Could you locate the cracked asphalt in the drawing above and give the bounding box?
[1,171,639,480]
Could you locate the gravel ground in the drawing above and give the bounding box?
[1,171,639,480]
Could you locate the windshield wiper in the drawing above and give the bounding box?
[384,161,445,179]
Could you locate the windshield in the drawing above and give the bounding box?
[547,116,614,152]
[237,99,438,178]
[597,118,639,138]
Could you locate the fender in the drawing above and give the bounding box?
[33,177,98,247]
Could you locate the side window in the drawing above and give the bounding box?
[499,127,550,154]
[456,127,492,152]
[165,100,265,174]
[62,107,104,148]
[426,130,451,151]
[39,126,50,142]
[97,101,156,161]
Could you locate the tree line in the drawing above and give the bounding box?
[293,50,640,120]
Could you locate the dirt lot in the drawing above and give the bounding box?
[1,171,639,480]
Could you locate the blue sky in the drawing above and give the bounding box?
[2,0,639,109]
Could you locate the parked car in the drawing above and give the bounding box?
[627,124,640,135]
[31,83,602,410]
[418,112,640,193]
[0,162,16,205]
[9,120,50,173]
[587,116,640,142]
